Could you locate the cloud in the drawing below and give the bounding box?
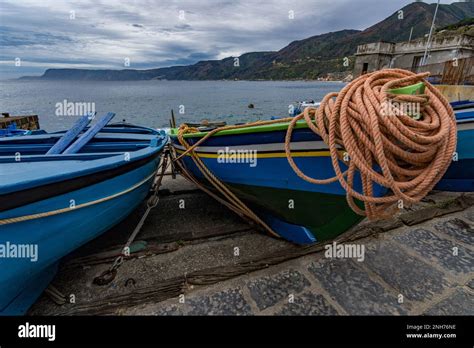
[0,27,72,47]
[0,0,459,79]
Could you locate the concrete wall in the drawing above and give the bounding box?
[436,85,474,101]
[356,42,395,55]
[353,54,393,76]
[353,34,473,78]
[395,35,473,54]
[391,51,453,70]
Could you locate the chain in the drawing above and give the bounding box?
[93,148,170,286]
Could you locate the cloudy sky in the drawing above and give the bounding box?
[0,0,457,78]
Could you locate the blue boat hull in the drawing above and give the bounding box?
[171,127,387,244]
[435,105,474,192]
[435,130,474,191]
[0,123,166,315]
[0,156,159,315]
[171,103,474,244]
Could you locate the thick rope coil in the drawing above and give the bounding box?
[285,69,457,219]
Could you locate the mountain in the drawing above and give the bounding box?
[25,1,474,81]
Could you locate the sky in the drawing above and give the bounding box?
[0,0,459,78]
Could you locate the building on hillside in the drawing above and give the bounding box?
[353,32,474,84]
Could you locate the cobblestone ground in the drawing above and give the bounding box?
[125,207,474,316]
[29,176,474,316]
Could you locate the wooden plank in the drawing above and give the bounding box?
[63,112,115,154]
[0,115,39,130]
[46,113,95,155]
[436,84,474,102]
[62,241,180,269]
[59,278,186,315]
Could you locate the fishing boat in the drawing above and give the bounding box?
[170,121,384,245]
[0,124,34,137]
[435,100,474,192]
[170,82,464,245]
[0,114,167,315]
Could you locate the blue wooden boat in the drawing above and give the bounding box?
[170,122,387,245]
[435,100,474,192]
[0,124,32,137]
[170,98,471,245]
[0,119,167,315]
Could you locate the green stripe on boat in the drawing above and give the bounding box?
[170,119,312,138]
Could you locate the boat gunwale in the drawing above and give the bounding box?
[169,119,311,138]
[0,141,155,163]
[0,146,163,213]
[0,152,127,163]
[0,135,168,195]
[169,109,474,139]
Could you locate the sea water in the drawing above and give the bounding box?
[0,79,344,131]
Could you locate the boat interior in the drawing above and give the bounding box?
[0,124,163,162]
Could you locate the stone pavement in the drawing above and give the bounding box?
[124,208,473,316]
[29,176,474,316]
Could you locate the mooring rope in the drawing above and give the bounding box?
[175,133,281,238]
[176,69,457,222]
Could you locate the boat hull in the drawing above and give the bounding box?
[171,127,384,244]
[227,182,364,243]
[435,117,474,192]
[172,106,474,243]
[0,152,161,315]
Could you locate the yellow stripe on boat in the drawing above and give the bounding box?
[175,149,333,159]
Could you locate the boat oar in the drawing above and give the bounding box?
[63,112,115,154]
[45,112,95,155]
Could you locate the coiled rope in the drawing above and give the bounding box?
[176,69,457,221]
[286,69,457,218]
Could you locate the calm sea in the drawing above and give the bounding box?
[0,80,345,131]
